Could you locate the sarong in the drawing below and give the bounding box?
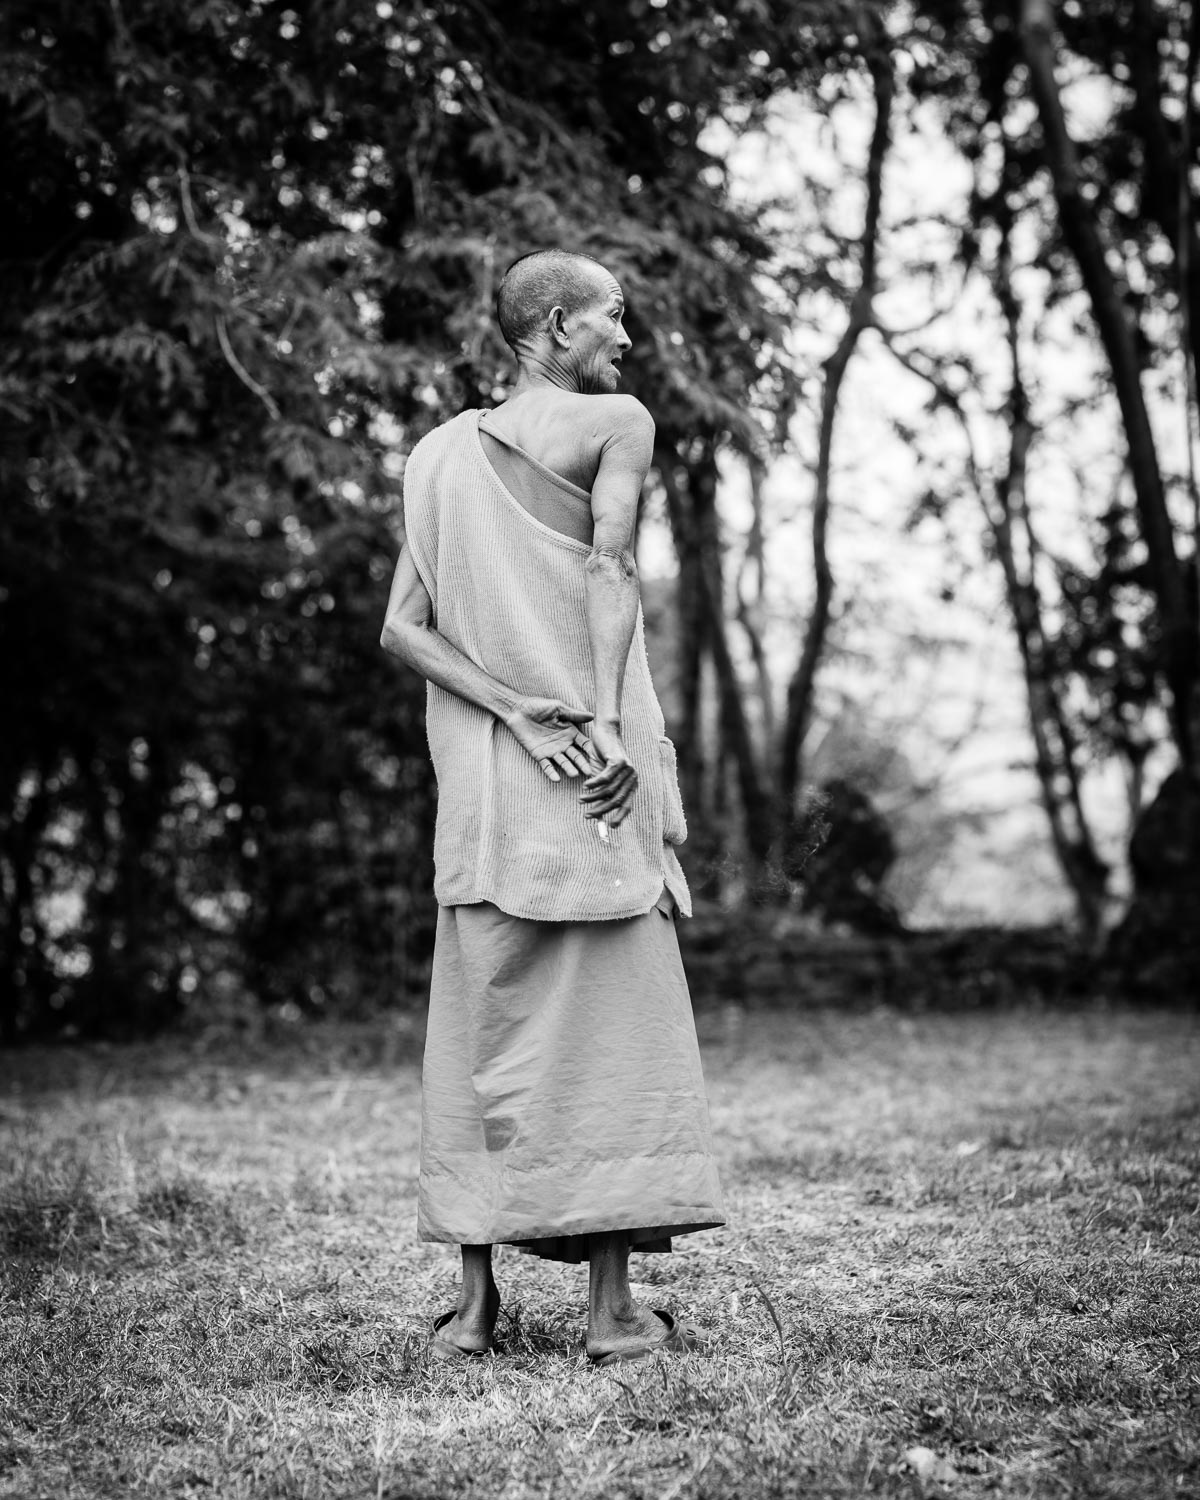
[418,891,725,1263]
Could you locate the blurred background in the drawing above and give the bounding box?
[2,0,1198,1041]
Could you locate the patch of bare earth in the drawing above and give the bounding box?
[2,1005,1198,1499]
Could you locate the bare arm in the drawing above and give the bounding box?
[381,543,594,781]
[580,398,655,825]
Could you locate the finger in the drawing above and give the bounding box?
[583,767,638,803]
[580,789,634,813]
[584,805,623,822]
[583,763,633,790]
[552,752,579,778]
[563,745,594,775]
[580,782,621,804]
[539,759,561,782]
[582,786,633,814]
[607,786,638,824]
[577,740,605,772]
[557,705,593,725]
[581,768,636,798]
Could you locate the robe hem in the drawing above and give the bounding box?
[417,1217,725,1252]
[430,884,692,922]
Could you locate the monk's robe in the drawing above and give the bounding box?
[403,410,724,1261]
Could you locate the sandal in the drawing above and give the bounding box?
[588,1309,706,1368]
[428,1309,493,1361]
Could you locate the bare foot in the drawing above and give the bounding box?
[433,1276,501,1355]
[586,1300,677,1361]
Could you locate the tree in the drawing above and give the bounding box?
[894,0,1198,960]
[0,0,842,1035]
[1017,0,1196,767]
[877,249,1112,938]
[781,9,895,816]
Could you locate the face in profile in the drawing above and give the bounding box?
[562,270,633,395]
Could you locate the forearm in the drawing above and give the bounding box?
[381,617,520,722]
[584,547,640,726]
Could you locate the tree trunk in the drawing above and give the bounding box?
[780,39,894,813]
[990,232,1109,939]
[1126,0,1200,389]
[692,446,776,863]
[0,765,53,1042]
[1020,0,1197,770]
[1181,0,1200,713]
[656,447,707,814]
[735,456,776,744]
[875,213,1110,939]
[658,446,774,865]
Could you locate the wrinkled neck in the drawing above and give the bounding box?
[510,344,581,395]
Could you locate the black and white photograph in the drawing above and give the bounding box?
[2,1,1198,1496]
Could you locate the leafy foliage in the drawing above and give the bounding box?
[7,0,1193,1034]
[0,0,843,1035]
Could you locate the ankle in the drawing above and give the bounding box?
[589,1295,642,1332]
[458,1280,498,1317]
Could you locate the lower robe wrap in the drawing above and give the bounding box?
[418,890,725,1263]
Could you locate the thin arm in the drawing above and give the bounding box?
[577,399,654,825]
[381,542,594,782]
[585,400,654,729]
[380,542,520,720]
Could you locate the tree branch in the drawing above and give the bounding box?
[215,315,281,421]
[781,31,894,813]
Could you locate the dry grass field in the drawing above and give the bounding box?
[2,1003,1199,1499]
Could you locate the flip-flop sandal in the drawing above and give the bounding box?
[588,1309,707,1368]
[429,1310,493,1362]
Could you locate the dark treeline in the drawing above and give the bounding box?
[2,0,1197,1038]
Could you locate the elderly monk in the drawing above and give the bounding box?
[381,249,724,1366]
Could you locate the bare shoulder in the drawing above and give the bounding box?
[549,393,654,479]
[572,396,654,473]
[586,393,654,441]
[493,391,652,492]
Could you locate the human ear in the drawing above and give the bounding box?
[548,305,571,348]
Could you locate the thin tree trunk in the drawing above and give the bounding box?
[656,447,707,814]
[735,596,775,741]
[1181,0,1200,725]
[877,225,1109,938]
[691,447,775,863]
[780,40,894,812]
[1127,0,1200,687]
[1126,0,1200,376]
[0,768,52,1042]
[1020,0,1196,769]
[991,233,1109,938]
[736,456,776,743]
[658,447,774,864]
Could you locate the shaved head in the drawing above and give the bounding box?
[496,250,613,353]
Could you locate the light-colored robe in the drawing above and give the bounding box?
[403,409,725,1258]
